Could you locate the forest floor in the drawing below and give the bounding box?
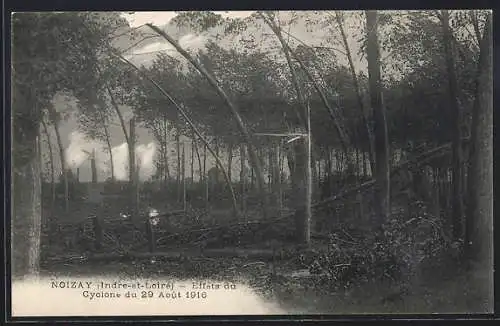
[272,261,492,314]
[38,200,493,315]
[39,246,492,314]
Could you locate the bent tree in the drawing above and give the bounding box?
[146,23,270,218]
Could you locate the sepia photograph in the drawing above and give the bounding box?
[10,10,493,317]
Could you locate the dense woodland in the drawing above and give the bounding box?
[12,10,492,312]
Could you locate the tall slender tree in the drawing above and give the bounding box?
[366,10,390,224]
[440,10,465,242]
[464,14,492,310]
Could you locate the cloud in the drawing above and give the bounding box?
[64,131,157,181]
[129,40,175,55]
[108,142,129,181]
[178,33,206,49]
[124,34,207,67]
[214,11,255,19]
[65,132,101,169]
[122,12,178,28]
[136,143,156,180]
[122,11,256,28]
[104,142,157,181]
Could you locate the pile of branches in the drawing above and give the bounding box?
[155,213,295,249]
[301,201,451,291]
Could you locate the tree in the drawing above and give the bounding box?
[45,104,70,213]
[257,12,314,245]
[12,12,129,279]
[366,10,390,224]
[146,23,270,218]
[333,11,375,171]
[77,102,116,181]
[440,10,465,242]
[117,53,241,216]
[40,118,55,213]
[464,13,492,309]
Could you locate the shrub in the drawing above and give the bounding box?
[307,200,451,291]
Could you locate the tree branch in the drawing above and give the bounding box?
[113,52,241,218]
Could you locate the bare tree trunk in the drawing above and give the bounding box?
[305,104,313,244]
[271,140,281,206]
[227,142,234,187]
[193,138,203,183]
[277,142,284,214]
[366,10,390,224]
[91,149,98,184]
[176,122,181,203]
[49,111,69,213]
[215,138,220,187]
[250,164,255,190]
[145,24,269,218]
[191,134,195,185]
[102,122,115,182]
[317,153,322,184]
[182,143,187,211]
[441,10,465,242]
[465,12,492,260]
[362,150,367,177]
[129,118,139,222]
[203,142,208,210]
[128,118,136,184]
[311,153,318,195]
[12,135,42,279]
[464,13,493,311]
[96,64,130,148]
[327,147,332,177]
[41,120,55,213]
[160,141,165,185]
[287,137,311,245]
[335,11,375,171]
[163,115,170,181]
[240,143,247,213]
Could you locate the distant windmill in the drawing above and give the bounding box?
[80,148,105,206]
[81,148,98,184]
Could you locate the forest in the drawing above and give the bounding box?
[11,10,493,313]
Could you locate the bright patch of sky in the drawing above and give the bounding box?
[122,11,255,28]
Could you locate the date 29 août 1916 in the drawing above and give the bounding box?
[81,290,209,300]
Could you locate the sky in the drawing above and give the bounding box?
[43,11,378,183]
[122,11,256,27]
[31,10,486,184]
